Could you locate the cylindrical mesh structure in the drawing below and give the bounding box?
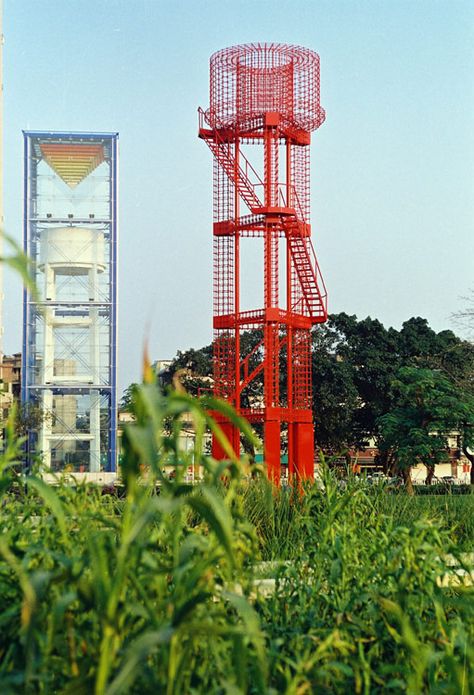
[209,43,325,131]
[199,43,327,485]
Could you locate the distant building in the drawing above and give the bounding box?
[328,435,471,484]
[0,352,21,421]
[153,360,172,387]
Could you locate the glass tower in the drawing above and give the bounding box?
[22,131,118,474]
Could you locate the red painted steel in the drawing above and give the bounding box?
[199,43,327,484]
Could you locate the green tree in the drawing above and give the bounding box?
[312,313,403,464]
[119,383,140,411]
[140,314,474,472]
[161,345,213,396]
[12,403,50,439]
[312,321,361,456]
[312,314,474,466]
[378,367,474,492]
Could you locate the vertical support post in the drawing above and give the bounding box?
[265,419,281,486]
[109,133,118,473]
[89,264,100,471]
[90,391,101,472]
[286,138,294,479]
[21,134,30,462]
[40,390,52,470]
[41,258,54,468]
[212,420,240,460]
[263,117,282,483]
[0,2,4,368]
[294,422,314,480]
[234,135,240,414]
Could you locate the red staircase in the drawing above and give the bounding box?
[199,107,327,323]
[288,232,327,322]
[198,108,263,212]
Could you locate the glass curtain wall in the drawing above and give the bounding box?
[22,132,118,474]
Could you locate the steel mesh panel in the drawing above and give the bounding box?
[291,145,310,222]
[213,330,236,399]
[213,148,235,222]
[292,329,312,409]
[209,43,325,131]
[213,236,234,317]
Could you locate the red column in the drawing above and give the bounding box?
[265,419,281,486]
[294,422,314,480]
[212,420,240,460]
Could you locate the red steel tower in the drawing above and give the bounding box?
[199,43,327,484]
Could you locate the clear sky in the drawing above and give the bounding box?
[3,0,474,394]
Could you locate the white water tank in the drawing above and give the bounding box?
[39,227,105,275]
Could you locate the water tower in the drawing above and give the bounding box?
[199,44,327,483]
[22,132,118,475]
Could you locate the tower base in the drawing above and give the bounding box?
[211,412,315,486]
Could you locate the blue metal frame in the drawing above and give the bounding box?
[21,134,28,407]
[22,131,119,473]
[109,135,118,472]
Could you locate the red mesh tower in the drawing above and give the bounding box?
[199,43,327,484]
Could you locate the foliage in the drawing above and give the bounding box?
[240,478,311,562]
[382,492,474,550]
[0,386,267,694]
[255,466,474,693]
[11,402,51,439]
[150,314,474,464]
[312,314,474,458]
[0,393,473,692]
[378,367,474,485]
[161,345,213,397]
[0,229,38,300]
[118,382,140,412]
[311,320,362,454]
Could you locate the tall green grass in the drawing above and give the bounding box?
[254,467,474,693]
[242,475,474,560]
[0,385,267,694]
[0,384,473,693]
[239,478,311,561]
[383,493,474,551]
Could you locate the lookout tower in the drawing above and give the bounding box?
[22,131,118,475]
[199,43,327,483]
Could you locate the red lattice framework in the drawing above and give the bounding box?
[199,43,328,484]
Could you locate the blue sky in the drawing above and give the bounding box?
[3,0,474,394]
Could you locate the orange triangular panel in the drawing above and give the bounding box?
[39,143,105,188]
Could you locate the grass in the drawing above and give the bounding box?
[0,383,473,693]
[377,492,474,552]
[241,475,474,560]
[250,469,474,693]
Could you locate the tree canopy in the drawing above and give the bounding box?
[122,313,474,481]
[378,367,474,489]
[312,314,474,459]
